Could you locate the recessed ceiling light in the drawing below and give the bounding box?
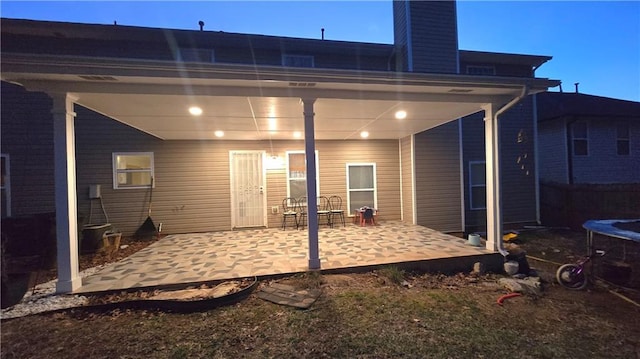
[189,106,203,116]
[360,131,369,138]
[395,110,407,120]
[214,130,224,138]
[293,131,302,138]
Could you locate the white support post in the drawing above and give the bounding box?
[302,98,321,270]
[51,92,81,293]
[483,103,502,253]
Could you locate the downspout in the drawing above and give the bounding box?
[493,84,530,256]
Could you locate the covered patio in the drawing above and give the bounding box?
[77,221,499,294]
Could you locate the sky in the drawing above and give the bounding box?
[1,1,639,102]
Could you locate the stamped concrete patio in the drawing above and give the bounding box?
[76,221,500,294]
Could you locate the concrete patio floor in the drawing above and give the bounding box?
[76,221,501,294]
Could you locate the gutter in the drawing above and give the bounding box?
[493,84,530,257]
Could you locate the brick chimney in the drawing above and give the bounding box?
[393,0,460,74]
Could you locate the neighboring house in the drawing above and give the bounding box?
[537,92,640,184]
[1,1,558,292]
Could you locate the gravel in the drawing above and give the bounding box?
[1,265,106,320]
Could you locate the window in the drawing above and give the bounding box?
[178,48,215,63]
[112,152,154,189]
[469,161,486,210]
[617,122,630,155]
[346,163,377,214]
[1,154,11,217]
[286,151,319,201]
[571,121,588,156]
[466,65,496,76]
[282,54,314,68]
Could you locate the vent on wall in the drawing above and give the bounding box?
[78,75,118,81]
[448,88,473,93]
[289,82,317,87]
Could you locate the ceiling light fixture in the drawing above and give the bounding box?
[214,130,224,138]
[360,131,369,138]
[293,131,302,139]
[189,106,203,116]
[395,110,407,120]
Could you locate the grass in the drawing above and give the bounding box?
[1,229,639,358]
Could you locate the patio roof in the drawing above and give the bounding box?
[2,53,557,140]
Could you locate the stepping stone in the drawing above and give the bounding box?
[257,283,322,309]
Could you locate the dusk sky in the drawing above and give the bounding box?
[2,1,639,102]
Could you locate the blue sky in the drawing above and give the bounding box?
[2,1,639,101]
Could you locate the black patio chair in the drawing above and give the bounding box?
[297,197,307,229]
[317,196,332,228]
[281,197,298,230]
[328,195,345,227]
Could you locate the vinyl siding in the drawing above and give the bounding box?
[0,82,56,217]
[400,136,414,223]
[414,121,462,232]
[406,1,459,73]
[74,106,401,236]
[571,118,640,184]
[538,118,569,183]
[461,97,539,232]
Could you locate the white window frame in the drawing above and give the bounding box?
[346,163,378,215]
[282,54,315,68]
[177,48,215,63]
[286,150,319,202]
[466,65,496,76]
[1,154,11,217]
[571,121,589,156]
[616,122,630,156]
[112,152,155,189]
[469,161,486,210]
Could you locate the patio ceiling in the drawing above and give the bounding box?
[1,53,557,140]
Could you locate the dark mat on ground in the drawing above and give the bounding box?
[257,283,322,309]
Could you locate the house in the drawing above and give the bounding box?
[1,1,558,293]
[537,91,640,185]
[536,91,640,228]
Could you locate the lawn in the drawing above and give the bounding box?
[1,229,639,359]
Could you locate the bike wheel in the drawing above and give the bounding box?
[556,263,588,290]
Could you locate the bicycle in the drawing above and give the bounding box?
[556,249,607,290]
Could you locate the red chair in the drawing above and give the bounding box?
[360,208,376,226]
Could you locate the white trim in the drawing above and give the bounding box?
[469,160,486,210]
[1,154,11,217]
[345,162,378,215]
[398,140,404,222]
[411,134,417,224]
[571,120,589,156]
[229,150,267,229]
[112,152,155,189]
[285,150,319,201]
[457,119,465,230]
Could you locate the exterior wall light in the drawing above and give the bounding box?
[214,130,224,138]
[360,131,369,138]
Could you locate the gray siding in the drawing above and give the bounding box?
[462,97,539,232]
[414,121,462,232]
[400,136,414,223]
[571,118,640,184]
[75,106,401,236]
[0,82,55,217]
[393,1,459,73]
[538,119,568,183]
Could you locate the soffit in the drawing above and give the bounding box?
[1,53,559,140]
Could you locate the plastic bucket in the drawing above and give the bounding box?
[468,233,481,246]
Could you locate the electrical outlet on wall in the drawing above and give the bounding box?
[271,206,279,214]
